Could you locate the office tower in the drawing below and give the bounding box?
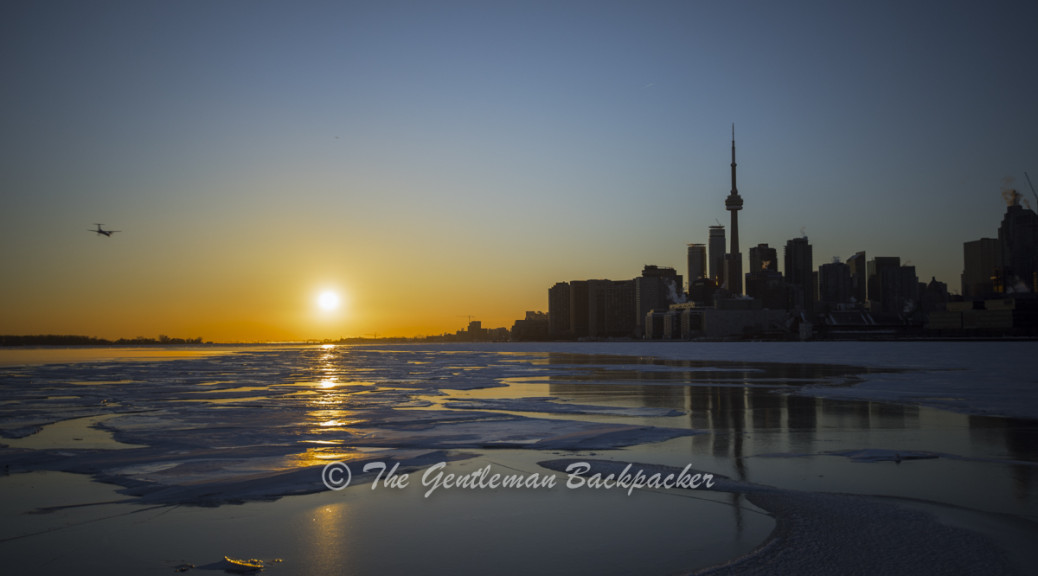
[846,251,867,305]
[921,277,949,314]
[866,257,901,314]
[866,257,918,317]
[635,266,683,336]
[746,243,784,308]
[725,126,744,295]
[961,238,1001,299]
[749,243,778,274]
[587,279,636,338]
[687,244,707,286]
[709,225,726,286]
[690,277,718,306]
[785,236,814,313]
[998,196,1038,293]
[819,258,853,307]
[569,280,589,338]
[747,243,784,311]
[899,266,920,315]
[548,282,571,337]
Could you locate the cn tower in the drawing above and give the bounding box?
[725,125,744,295]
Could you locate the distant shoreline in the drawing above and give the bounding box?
[0,335,205,347]
[3,334,1037,347]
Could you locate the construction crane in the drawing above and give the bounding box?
[1025,172,1038,206]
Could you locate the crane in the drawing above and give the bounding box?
[1025,172,1038,207]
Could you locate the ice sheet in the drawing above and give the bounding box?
[0,346,698,505]
[1,342,1035,508]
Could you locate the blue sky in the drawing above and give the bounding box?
[2,0,1037,339]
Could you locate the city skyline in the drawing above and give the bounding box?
[2,1,1037,341]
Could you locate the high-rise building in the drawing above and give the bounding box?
[819,258,853,307]
[847,251,867,305]
[866,257,919,317]
[784,236,814,312]
[749,244,778,274]
[690,277,718,306]
[998,197,1038,293]
[587,279,636,338]
[687,244,707,287]
[635,266,683,336]
[746,243,784,308]
[548,282,571,337]
[569,280,589,338]
[961,238,1001,299]
[725,126,744,295]
[921,277,949,315]
[709,225,726,286]
[899,266,920,316]
[866,257,901,314]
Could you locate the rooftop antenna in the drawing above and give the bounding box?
[1025,172,1038,207]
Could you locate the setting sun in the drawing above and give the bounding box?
[317,291,341,311]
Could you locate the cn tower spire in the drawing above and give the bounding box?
[724,124,743,215]
[724,124,744,295]
[730,124,737,195]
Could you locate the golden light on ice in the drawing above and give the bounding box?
[317,291,340,311]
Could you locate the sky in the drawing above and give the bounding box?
[2,0,1037,341]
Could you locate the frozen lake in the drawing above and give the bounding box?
[0,342,1036,575]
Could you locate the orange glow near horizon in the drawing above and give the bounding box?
[0,249,554,343]
[0,274,546,343]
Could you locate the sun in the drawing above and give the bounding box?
[317,291,340,311]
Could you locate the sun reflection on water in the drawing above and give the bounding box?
[290,446,367,469]
[306,501,351,573]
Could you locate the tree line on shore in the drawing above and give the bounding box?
[0,335,205,346]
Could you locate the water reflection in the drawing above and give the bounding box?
[545,352,1038,516]
[305,501,351,573]
[968,415,1037,502]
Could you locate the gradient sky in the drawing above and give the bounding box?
[2,0,1037,341]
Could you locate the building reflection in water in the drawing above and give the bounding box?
[544,352,1037,523]
[544,353,921,473]
[968,415,1036,502]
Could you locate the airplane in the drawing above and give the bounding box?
[90,223,120,237]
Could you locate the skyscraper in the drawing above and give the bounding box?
[687,243,706,287]
[749,243,778,274]
[866,257,914,316]
[709,225,726,286]
[634,265,683,336]
[587,279,636,338]
[961,238,1001,299]
[847,251,867,305]
[746,243,785,309]
[998,196,1038,293]
[819,258,853,307]
[785,236,814,312]
[548,282,571,337]
[569,280,589,338]
[725,126,744,295]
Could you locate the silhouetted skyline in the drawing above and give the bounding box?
[2,1,1037,341]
